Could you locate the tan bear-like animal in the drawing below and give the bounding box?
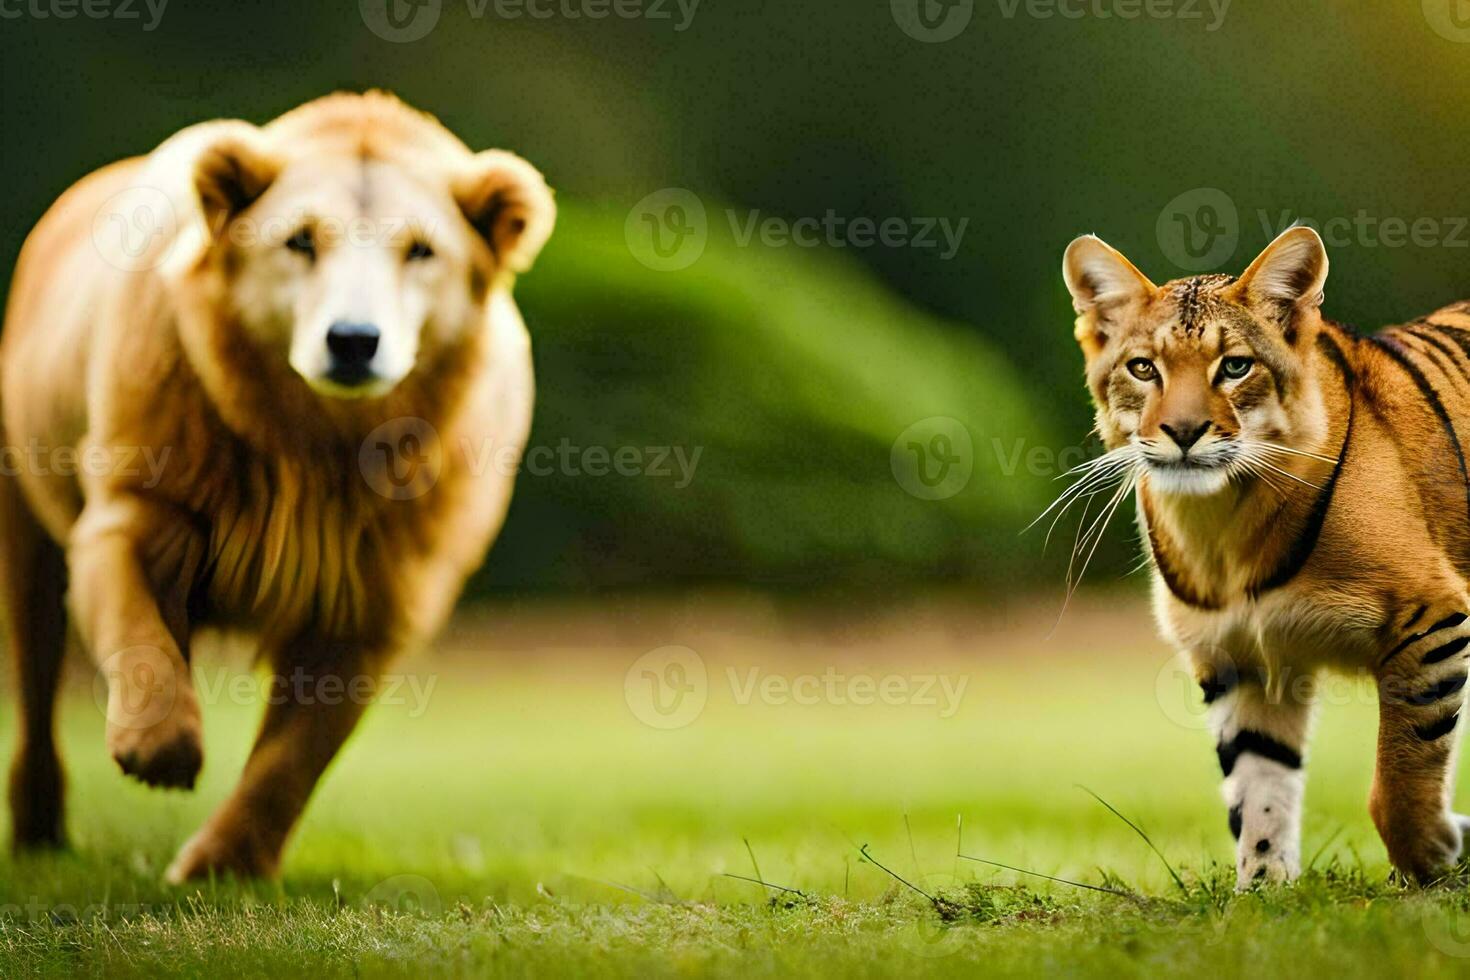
[0,92,553,881]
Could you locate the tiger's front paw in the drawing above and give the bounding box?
[1384,815,1462,885]
[1234,811,1301,890]
[1236,841,1299,890]
[1387,816,1458,887]
[1229,766,1303,890]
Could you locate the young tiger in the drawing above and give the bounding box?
[1062,225,1470,888]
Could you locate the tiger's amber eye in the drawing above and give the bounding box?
[1126,358,1158,382]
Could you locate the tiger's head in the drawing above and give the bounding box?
[1062,226,1331,497]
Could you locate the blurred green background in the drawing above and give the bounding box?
[3,0,1469,593]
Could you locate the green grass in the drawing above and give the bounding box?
[3,594,1470,977]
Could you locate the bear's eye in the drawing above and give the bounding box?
[1126,358,1158,382]
[406,240,435,262]
[1219,356,1254,381]
[285,227,316,261]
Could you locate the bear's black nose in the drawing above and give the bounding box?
[325,321,380,381]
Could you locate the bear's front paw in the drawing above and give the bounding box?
[106,683,203,789]
[165,824,278,884]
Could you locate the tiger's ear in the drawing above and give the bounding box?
[160,121,280,280]
[454,150,556,275]
[1237,225,1328,313]
[1063,235,1155,360]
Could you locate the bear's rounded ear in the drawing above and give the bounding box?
[453,149,556,275]
[158,121,280,280]
[191,124,278,237]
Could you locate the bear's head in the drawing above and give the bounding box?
[154,92,553,425]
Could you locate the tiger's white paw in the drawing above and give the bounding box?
[1228,756,1303,890]
[1234,803,1300,890]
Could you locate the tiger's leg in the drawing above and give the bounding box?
[1372,605,1470,883]
[1197,656,1314,888]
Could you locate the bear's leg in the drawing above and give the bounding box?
[0,471,70,850]
[68,504,203,790]
[166,645,380,882]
